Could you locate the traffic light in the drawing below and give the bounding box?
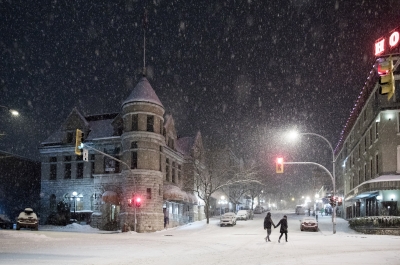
[276,157,284,173]
[378,57,395,100]
[128,199,133,207]
[135,196,142,207]
[329,196,336,207]
[75,129,84,155]
[337,197,343,206]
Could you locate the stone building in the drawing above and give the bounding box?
[335,55,400,219]
[39,76,205,232]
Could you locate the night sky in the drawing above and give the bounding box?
[2,1,400,196]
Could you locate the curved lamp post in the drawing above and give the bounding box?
[0,105,19,117]
[288,131,337,234]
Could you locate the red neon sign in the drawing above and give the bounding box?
[375,26,400,56]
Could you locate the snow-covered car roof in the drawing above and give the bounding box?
[222,212,236,216]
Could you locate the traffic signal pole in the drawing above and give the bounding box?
[283,161,336,234]
[76,141,138,231]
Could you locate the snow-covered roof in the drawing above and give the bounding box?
[122,77,164,108]
[176,136,195,156]
[86,119,114,140]
[364,174,400,183]
[163,184,197,204]
[41,130,64,145]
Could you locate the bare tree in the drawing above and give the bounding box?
[222,183,248,212]
[192,149,260,224]
[246,181,265,210]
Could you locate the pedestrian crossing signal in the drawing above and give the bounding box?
[276,157,284,173]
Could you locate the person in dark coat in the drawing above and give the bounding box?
[275,215,288,243]
[263,212,276,242]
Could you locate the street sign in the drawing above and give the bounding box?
[83,148,89,162]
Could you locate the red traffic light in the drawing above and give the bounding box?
[276,157,284,173]
[135,196,142,207]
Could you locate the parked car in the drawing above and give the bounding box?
[17,208,38,230]
[295,205,305,215]
[253,206,262,214]
[236,210,248,221]
[0,214,13,229]
[300,217,318,232]
[220,212,237,226]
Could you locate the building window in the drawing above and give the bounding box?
[147,115,154,132]
[64,164,71,179]
[166,158,170,181]
[50,164,57,180]
[50,157,57,163]
[363,163,367,183]
[370,159,373,180]
[131,151,137,169]
[147,188,151,199]
[364,137,367,152]
[178,165,181,184]
[375,154,379,175]
[369,128,373,147]
[77,163,84,179]
[131,141,138,149]
[172,162,176,183]
[132,114,138,131]
[375,122,379,140]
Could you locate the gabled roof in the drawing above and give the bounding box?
[176,136,195,156]
[176,131,202,157]
[41,110,118,145]
[122,77,163,108]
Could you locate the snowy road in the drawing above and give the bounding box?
[1,210,399,265]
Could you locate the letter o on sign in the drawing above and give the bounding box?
[389,31,399,48]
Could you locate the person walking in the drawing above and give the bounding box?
[275,215,288,243]
[263,212,276,242]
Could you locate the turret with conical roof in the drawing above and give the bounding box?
[120,77,165,232]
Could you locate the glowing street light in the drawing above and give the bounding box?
[0,105,19,117]
[287,130,337,234]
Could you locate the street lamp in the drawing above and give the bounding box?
[288,130,337,234]
[218,196,227,216]
[70,191,83,220]
[0,105,19,117]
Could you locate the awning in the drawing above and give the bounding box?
[163,184,200,204]
[102,191,119,205]
[345,174,400,201]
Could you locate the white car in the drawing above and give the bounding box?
[236,210,248,221]
[220,212,237,226]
